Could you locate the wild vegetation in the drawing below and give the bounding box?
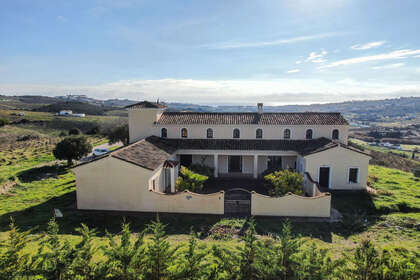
[1,218,419,279]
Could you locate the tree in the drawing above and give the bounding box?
[264,170,304,197]
[237,219,261,280]
[53,136,92,166]
[103,222,147,280]
[0,219,32,280]
[145,218,179,280]
[35,218,76,280]
[175,228,210,280]
[106,124,129,146]
[0,118,9,127]
[176,166,209,192]
[344,240,381,280]
[68,128,82,135]
[68,224,104,279]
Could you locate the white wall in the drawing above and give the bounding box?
[251,192,331,217]
[73,157,224,214]
[154,124,348,143]
[304,146,370,190]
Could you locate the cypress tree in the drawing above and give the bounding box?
[103,222,146,280]
[0,218,32,280]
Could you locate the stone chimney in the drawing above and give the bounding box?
[257,103,263,114]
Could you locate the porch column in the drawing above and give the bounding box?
[170,167,176,193]
[253,155,258,179]
[214,154,219,178]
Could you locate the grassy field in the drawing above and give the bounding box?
[0,121,419,259]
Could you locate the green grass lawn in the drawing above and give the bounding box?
[1,123,419,257]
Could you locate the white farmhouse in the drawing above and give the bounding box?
[73,101,371,217]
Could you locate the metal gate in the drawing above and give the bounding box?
[224,188,251,216]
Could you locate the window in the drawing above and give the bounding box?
[306,129,313,140]
[348,168,359,184]
[161,128,167,138]
[332,129,339,140]
[233,128,240,139]
[181,128,188,138]
[206,128,213,139]
[284,129,291,139]
[256,128,263,139]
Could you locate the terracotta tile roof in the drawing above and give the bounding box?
[156,112,348,125]
[111,136,177,170]
[84,136,367,170]
[125,101,167,109]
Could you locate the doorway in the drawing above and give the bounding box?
[319,167,331,188]
[228,156,242,173]
[180,154,192,167]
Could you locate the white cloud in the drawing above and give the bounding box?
[286,69,300,73]
[371,63,405,70]
[295,60,302,64]
[201,33,337,49]
[56,15,67,22]
[321,49,420,68]
[1,78,420,105]
[351,41,386,50]
[415,54,420,58]
[306,50,328,63]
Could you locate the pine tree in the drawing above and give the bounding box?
[68,224,104,280]
[344,239,381,280]
[0,218,32,280]
[237,218,260,280]
[35,217,76,280]
[208,245,239,280]
[175,228,210,280]
[145,218,179,280]
[256,221,303,280]
[294,243,344,280]
[103,222,146,280]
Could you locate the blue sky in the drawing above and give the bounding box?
[1,0,420,105]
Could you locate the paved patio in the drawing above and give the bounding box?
[201,177,269,195]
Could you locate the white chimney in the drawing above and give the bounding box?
[257,103,263,114]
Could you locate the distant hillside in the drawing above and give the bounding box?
[0,95,60,110]
[33,101,117,116]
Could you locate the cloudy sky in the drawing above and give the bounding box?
[1,0,420,105]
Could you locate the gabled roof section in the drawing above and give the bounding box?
[156,112,348,125]
[302,141,371,157]
[111,136,177,170]
[125,101,167,109]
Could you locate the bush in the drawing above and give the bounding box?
[264,170,304,197]
[105,124,129,146]
[413,169,420,178]
[68,128,81,135]
[176,166,208,192]
[0,118,9,127]
[189,163,214,178]
[53,136,92,166]
[59,131,67,137]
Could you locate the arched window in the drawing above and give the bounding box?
[207,128,213,139]
[284,129,291,139]
[233,128,240,139]
[256,128,263,139]
[332,129,339,140]
[161,128,167,138]
[306,129,313,140]
[181,128,188,138]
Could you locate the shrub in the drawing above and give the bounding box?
[176,166,208,192]
[59,131,67,137]
[264,170,304,197]
[413,169,420,178]
[0,118,9,127]
[105,124,129,146]
[53,136,92,166]
[68,128,82,135]
[189,163,214,178]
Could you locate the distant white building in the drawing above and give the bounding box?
[59,110,73,116]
